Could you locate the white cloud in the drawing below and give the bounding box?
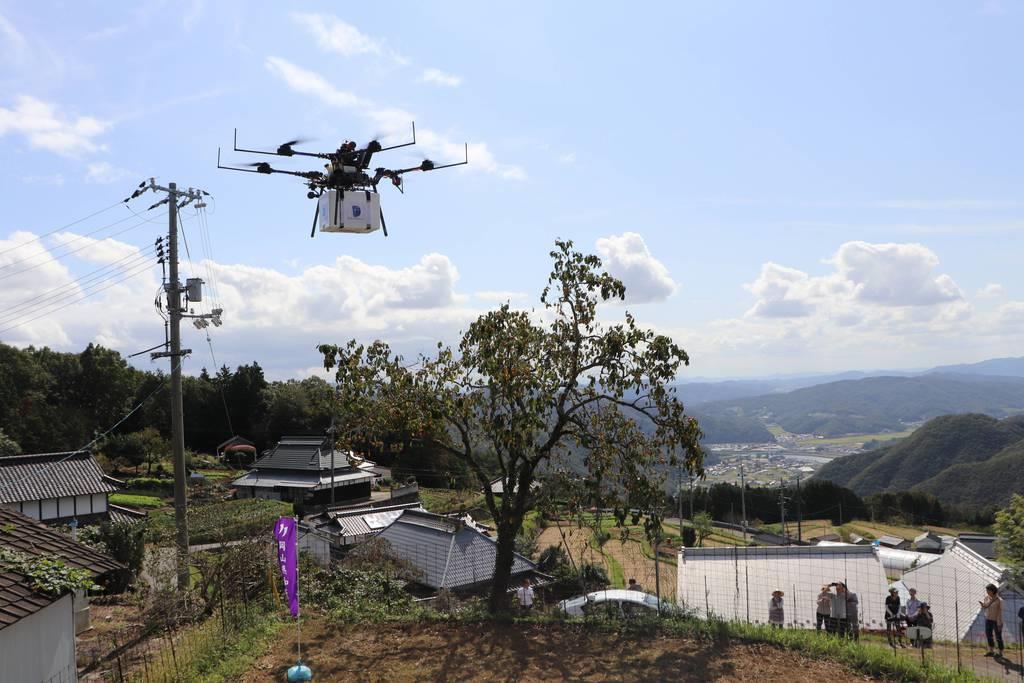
[0,230,158,349]
[557,152,576,164]
[49,232,142,266]
[265,57,525,180]
[744,241,963,321]
[475,290,527,303]
[20,173,65,186]
[831,241,962,306]
[291,13,384,58]
[420,68,461,88]
[977,283,1004,299]
[85,161,130,184]
[595,232,677,304]
[0,95,109,157]
[744,263,817,318]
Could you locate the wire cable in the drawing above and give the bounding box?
[0,213,160,284]
[0,199,125,259]
[0,246,157,324]
[0,257,158,337]
[0,360,181,495]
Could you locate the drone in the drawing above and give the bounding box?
[217,122,467,237]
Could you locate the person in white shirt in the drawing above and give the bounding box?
[905,588,922,627]
[516,578,535,612]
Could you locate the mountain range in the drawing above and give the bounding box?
[677,356,1024,441]
[814,413,1024,509]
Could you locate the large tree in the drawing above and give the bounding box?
[319,241,704,612]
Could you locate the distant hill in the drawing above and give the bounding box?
[927,356,1024,378]
[689,411,774,444]
[696,374,1024,437]
[814,413,1024,508]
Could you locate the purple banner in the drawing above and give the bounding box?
[274,516,299,617]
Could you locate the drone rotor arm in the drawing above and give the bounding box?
[376,121,417,153]
[233,128,332,160]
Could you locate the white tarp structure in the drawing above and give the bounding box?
[677,545,892,630]
[816,540,942,574]
[900,540,1024,644]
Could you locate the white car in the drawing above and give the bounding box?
[557,589,678,617]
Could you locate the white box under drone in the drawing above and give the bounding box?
[318,189,381,234]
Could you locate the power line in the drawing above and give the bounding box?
[0,246,157,324]
[0,213,161,284]
[0,199,124,259]
[0,257,158,337]
[0,360,182,495]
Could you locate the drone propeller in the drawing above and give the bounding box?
[276,138,311,156]
[243,162,274,173]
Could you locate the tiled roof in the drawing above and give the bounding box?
[376,509,535,590]
[107,504,148,525]
[251,436,351,472]
[0,570,58,630]
[0,451,118,504]
[0,507,122,630]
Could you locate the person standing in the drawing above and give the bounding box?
[516,578,535,614]
[830,582,848,637]
[627,578,642,592]
[905,588,921,627]
[816,585,832,631]
[769,590,785,628]
[844,583,859,641]
[885,587,906,648]
[980,583,1004,657]
[915,603,934,648]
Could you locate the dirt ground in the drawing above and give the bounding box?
[243,619,879,682]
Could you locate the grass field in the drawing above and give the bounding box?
[794,430,915,447]
[769,518,966,543]
[108,492,165,508]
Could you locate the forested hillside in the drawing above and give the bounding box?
[814,413,1024,508]
[697,374,1024,436]
[0,342,334,456]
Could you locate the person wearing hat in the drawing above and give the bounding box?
[769,590,785,628]
[815,585,831,631]
[915,602,934,648]
[885,587,906,648]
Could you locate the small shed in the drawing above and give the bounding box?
[876,535,911,550]
[375,509,540,593]
[957,533,997,560]
[913,531,944,554]
[901,540,1024,644]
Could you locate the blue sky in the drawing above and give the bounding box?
[2,1,1023,380]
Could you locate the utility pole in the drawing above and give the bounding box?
[739,463,748,544]
[779,478,787,545]
[677,463,683,543]
[795,475,803,543]
[688,473,695,520]
[130,179,218,591]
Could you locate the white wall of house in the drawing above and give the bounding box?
[3,493,109,521]
[0,593,77,683]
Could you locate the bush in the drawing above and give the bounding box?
[146,498,292,545]
[124,477,174,493]
[78,520,146,593]
[304,563,423,622]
